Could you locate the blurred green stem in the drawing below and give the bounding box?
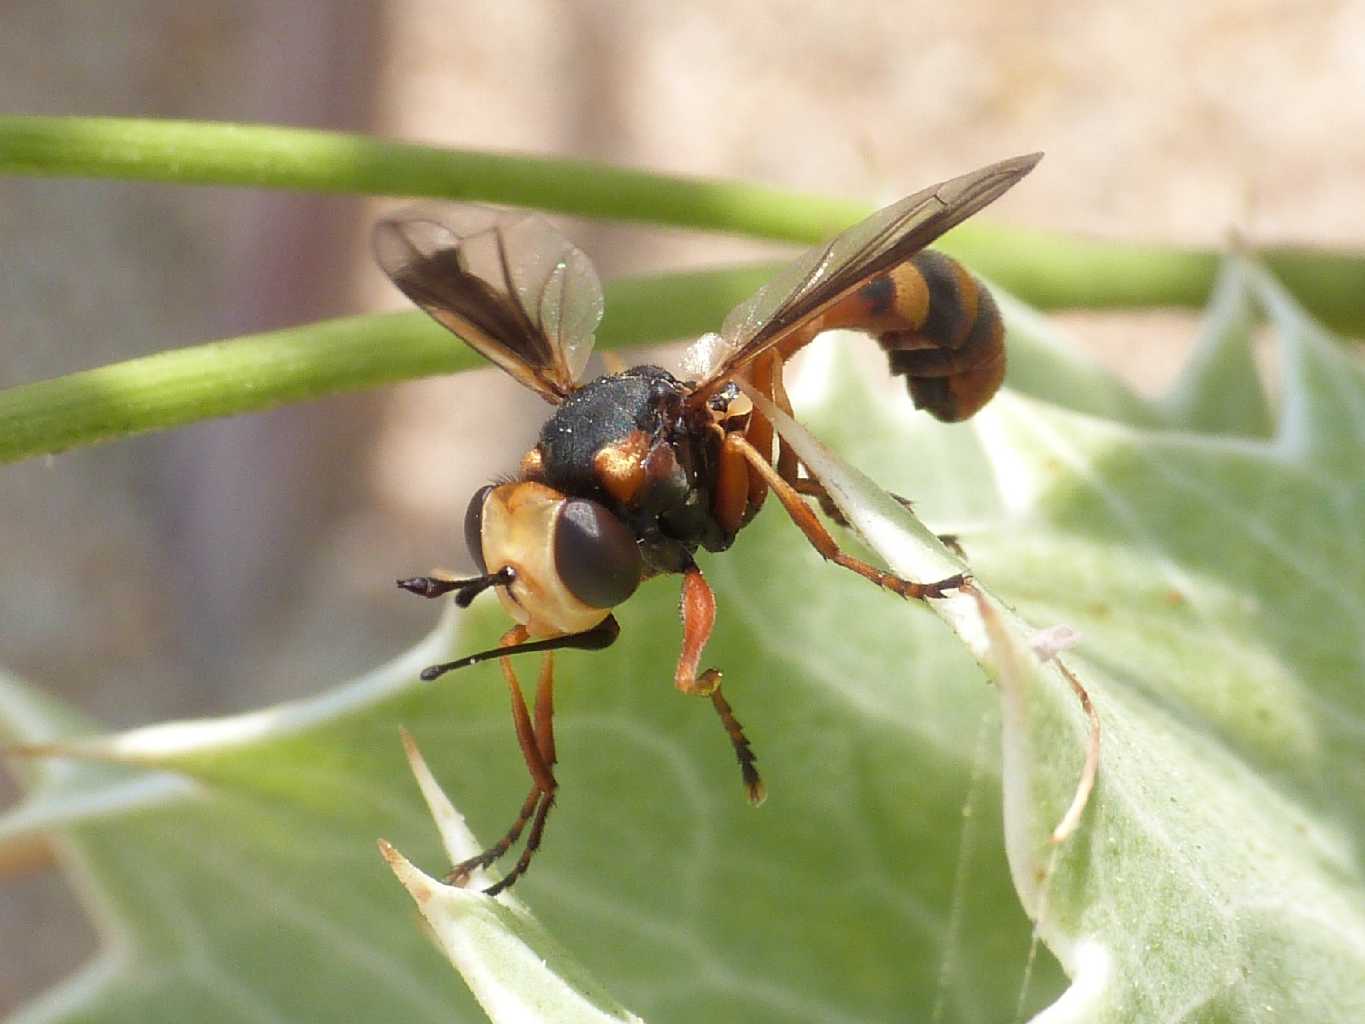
[0,116,866,241]
[3,117,1363,331]
[2,115,1363,464]
[0,269,773,464]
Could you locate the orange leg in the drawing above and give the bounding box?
[485,652,560,894]
[676,565,765,805]
[676,566,722,696]
[446,630,559,895]
[747,351,785,512]
[498,627,555,795]
[532,652,557,768]
[792,475,848,525]
[760,354,845,523]
[712,425,754,537]
[713,350,782,536]
[740,351,964,577]
[790,475,965,556]
[723,433,964,600]
[765,353,801,487]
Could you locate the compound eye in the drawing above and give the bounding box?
[552,499,642,609]
[464,484,495,574]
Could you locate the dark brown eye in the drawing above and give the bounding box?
[553,499,642,609]
[464,484,494,574]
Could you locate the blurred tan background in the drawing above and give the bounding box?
[2,0,1363,1012]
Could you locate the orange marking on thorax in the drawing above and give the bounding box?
[591,429,650,505]
[519,446,546,480]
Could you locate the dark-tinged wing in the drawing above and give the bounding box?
[373,207,604,403]
[690,153,1042,397]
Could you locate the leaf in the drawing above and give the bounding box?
[2,619,489,1023]
[5,256,1363,1023]
[788,256,1365,1020]
[379,733,643,1024]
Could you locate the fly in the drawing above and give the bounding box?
[376,152,1042,894]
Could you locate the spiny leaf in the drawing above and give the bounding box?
[5,256,1363,1023]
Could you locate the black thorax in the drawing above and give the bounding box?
[536,365,731,575]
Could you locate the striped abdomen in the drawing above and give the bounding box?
[821,250,1005,422]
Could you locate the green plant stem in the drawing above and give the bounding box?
[963,227,1365,339]
[3,117,1363,334]
[4,116,1365,466]
[0,116,865,241]
[0,268,774,465]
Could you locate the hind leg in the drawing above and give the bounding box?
[722,433,965,600]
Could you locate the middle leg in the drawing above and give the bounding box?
[676,564,765,805]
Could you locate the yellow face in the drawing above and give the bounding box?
[476,482,641,639]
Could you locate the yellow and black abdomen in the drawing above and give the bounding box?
[824,250,1005,422]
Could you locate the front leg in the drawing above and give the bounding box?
[447,646,557,895]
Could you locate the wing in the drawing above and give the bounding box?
[373,206,604,403]
[690,152,1042,397]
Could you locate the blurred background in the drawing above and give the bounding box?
[2,0,1363,1012]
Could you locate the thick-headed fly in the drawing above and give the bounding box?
[376,153,1041,895]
